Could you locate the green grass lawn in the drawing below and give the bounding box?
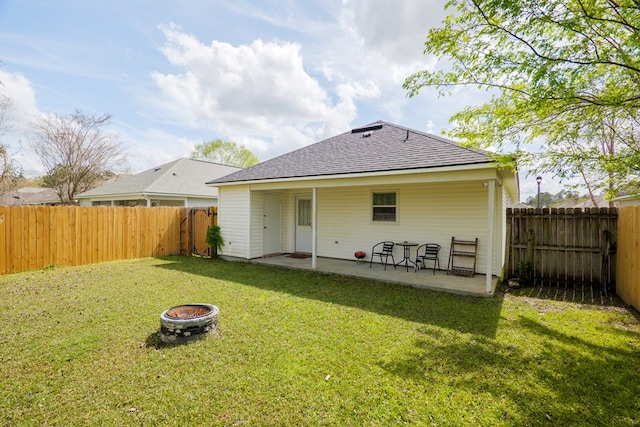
[0,256,638,426]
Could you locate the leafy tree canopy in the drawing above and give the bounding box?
[404,0,640,198]
[190,139,259,168]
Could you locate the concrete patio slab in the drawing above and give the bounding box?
[248,255,496,297]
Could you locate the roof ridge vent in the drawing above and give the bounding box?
[351,124,383,134]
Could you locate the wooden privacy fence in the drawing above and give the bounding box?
[616,206,640,311]
[505,208,617,290]
[0,205,218,275]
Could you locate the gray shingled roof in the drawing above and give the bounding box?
[78,158,242,198]
[207,121,491,185]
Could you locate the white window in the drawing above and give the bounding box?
[372,192,396,222]
[298,199,311,226]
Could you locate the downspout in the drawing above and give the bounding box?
[486,180,495,293]
[312,187,317,270]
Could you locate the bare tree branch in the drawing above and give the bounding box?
[32,110,125,204]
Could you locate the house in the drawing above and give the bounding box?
[77,158,242,207]
[206,121,519,293]
[608,193,639,207]
[512,202,533,209]
[555,194,615,209]
[0,187,61,206]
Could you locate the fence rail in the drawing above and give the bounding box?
[505,208,617,290]
[0,206,216,275]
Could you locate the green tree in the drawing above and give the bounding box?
[32,111,125,204]
[190,139,259,168]
[404,0,640,200]
[524,190,581,208]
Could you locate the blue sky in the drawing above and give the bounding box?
[0,0,553,201]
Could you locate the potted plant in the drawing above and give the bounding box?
[205,225,225,259]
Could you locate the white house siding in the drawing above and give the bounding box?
[218,185,251,258]
[314,180,501,275]
[281,192,294,253]
[500,185,514,275]
[249,191,264,259]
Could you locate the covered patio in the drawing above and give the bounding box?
[250,254,497,297]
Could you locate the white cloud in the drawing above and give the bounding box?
[0,70,40,129]
[150,23,380,159]
[346,0,445,70]
[0,70,43,174]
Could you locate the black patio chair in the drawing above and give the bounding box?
[414,243,441,274]
[369,241,396,270]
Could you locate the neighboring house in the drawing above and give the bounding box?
[77,158,242,207]
[0,187,61,206]
[555,194,619,209]
[609,193,640,207]
[207,121,519,293]
[512,202,533,209]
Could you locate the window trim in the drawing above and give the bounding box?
[371,191,398,223]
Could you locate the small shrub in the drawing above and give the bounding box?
[205,225,225,259]
[517,261,532,285]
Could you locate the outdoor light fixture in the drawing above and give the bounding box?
[536,176,542,208]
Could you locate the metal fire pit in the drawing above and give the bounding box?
[159,303,219,344]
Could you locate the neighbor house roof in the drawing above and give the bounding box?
[0,187,61,206]
[207,121,492,185]
[78,158,242,199]
[555,194,609,209]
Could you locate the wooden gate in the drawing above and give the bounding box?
[189,207,218,257]
[505,208,617,290]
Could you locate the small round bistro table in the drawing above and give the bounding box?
[395,242,418,271]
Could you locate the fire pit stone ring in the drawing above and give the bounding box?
[159,303,219,344]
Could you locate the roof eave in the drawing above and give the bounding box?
[207,161,498,187]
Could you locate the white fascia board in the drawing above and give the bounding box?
[212,163,502,190]
[610,194,639,202]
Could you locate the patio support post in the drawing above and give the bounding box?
[312,187,317,270]
[486,180,495,293]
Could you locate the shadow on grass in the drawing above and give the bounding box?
[154,256,504,338]
[505,281,627,307]
[378,298,640,425]
[145,329,222,349]
[145,331,167,349]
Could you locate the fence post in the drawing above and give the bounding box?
[601,229,611,293]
